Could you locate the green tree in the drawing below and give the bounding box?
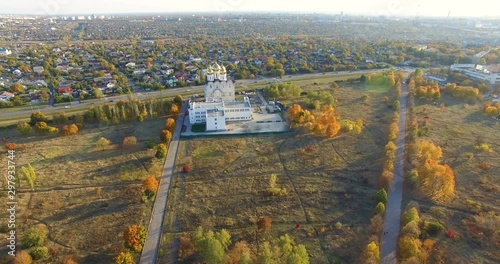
[21,163,36,190]
[30,111,48,125]
[30,247,49,260]
[403,207,420,225]
[174,94,183,105]
[193,228,226,264]
[374,202,385,215]
[93,88,104,99]
[114,251,135,264]
[376,188,388,204]
[21,225,48,248]
[17,122,33,135]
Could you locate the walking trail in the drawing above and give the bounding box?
[380,80,409,264]
[140,102,187,264]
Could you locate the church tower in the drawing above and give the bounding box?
[204,62,235,102]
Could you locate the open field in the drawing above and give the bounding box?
[403,95,500,263]
[159,80,395,263]
[0,118,166,263]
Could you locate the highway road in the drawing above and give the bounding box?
[0,68,400,119]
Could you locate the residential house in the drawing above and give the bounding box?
[0,91,14,101]
[33,66,44,74]
[0,48,12,56]
[125,62,136,68]
[58,87,73,93]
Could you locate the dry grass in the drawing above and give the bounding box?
[159,81,394,263]
[403,95,500,263]
[0,118,166,264]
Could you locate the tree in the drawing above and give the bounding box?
[416,159,455,201]
[62,124,78,136]
[257,217,272,233]
[174,94,183,105]
[143,176,159,199]
[93,88,104,99]
[155,143,167,159]
[164,118,176,132]
[160,129,172,142]
[122,136,137,147]
[11,83,24,93]
[96,137,111,150]
[21,225,47,248]
[30,246,49,260]
[170,104,180,116]
[374,202,385,215]
[268,174,287,196]
[123,225,147,252]
[226,241,253,264]
[398,237,422,260]
[361,241,380,263]
[403,207,420,225]
[277,234,310,264]
[177,62,186,71]
[193,227,227,264]
[376,188,388,204]
[30,112,48,125]
[114,251,135,264]
[13,251,32,264]
[401,221,421,239]
[21,163,36,190]
[146,57,153,70]
[179,234,196,259]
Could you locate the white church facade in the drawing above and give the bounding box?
[189,63,252,131]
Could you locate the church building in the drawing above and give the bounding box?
[189,63,252,131]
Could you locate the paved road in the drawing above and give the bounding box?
[139,102,187,264]
[380,81,409,263]
[0,68,395,119]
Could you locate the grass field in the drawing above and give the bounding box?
[0,118,166,263]
[403,95,499,263]
[158,80,395,263]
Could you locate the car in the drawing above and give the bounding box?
[64,106,71,109]
[109,100,114,102]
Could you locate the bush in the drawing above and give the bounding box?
[401,221,421,238]
[62,124,79,136]
[145,140,156,149]
[13,251,32,264]
[17,122,32,135]
[30,111,48,125]
[5,143,17,150]
[375,202,385,215]
[478,162,492,171]
[257,217,272,232]
[179,235,195,259]
[155,143,167,159]
[30,246,49,260]
[183,164,191,173]
[160,129,172,142]
[114,251,135,264]
[21,225,48,248]
[424,221,444,236]
[123,225,147,252]
[96,137,111,150]
[122,136,137,147]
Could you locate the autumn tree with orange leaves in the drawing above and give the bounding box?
[62,124,79,136]
[143,176,159,200]
[164,118,176,132]
[123,225,147,253]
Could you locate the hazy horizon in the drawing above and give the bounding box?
[2,0,500,18]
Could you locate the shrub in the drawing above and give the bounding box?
[179,234,195,259]
[122,136,137,147]
[183,164,191,173]
[17,122,32,135]
[335,221,343,230]
[13,251,32,264]
[145,140,156,149]
[5,143,17,150]
[114,251,135,264]
[475,143,493,153]
[34,122,48,134]
[30,246,49,260]
[375,202,385,215]
[62,124,79,136]
[257,217,272,232]
[155,143,167,159]
[143,176,159,199]
[478,162,492,171]
[424,221,444,236]
[21,225,48,248]
[96,137,111,150]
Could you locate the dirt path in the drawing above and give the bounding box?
[380,80,409,264]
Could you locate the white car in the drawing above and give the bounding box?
[64,106,71,109]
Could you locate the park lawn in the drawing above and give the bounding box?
[402,95,500,263]
[0,118,166,264]
[158,80,395,263]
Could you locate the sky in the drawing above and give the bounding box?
[3,0,500,17]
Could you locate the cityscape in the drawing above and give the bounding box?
[0,1,499,264]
